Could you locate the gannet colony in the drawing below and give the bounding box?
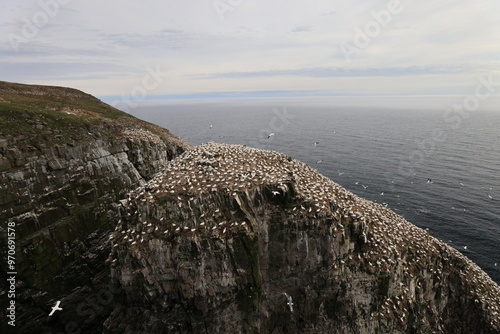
[2,82,497,333]
[106,142,500,333]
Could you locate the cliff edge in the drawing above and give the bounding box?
[0,81,191,333]
[106,143,500,333]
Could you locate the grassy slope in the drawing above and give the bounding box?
[0,81,185,146]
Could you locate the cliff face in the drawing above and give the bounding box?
[2,82,499,334]
[106,143,500,334]
[0,81,191,333]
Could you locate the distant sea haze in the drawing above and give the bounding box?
[124,96,500,284]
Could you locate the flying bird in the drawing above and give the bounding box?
[268,133,275,139]
[49,301,63,316]
[287,297,294,312]
[283,293,294,312]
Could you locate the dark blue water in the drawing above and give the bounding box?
[124,97,500,284]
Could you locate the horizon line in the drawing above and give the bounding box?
[99,90,476,103]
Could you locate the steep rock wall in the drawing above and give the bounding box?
[0,81,191,333]
[106,143,500,334]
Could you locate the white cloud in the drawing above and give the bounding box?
[0,0,499,98]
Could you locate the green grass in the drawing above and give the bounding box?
[0,81,132,135]
[0,81,181,142]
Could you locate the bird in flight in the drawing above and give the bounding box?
[312,142,319,146]
[283,293,294,312]
[488,194,493,200]
[337,171,344,176]
[49,301,63,316]
[268,133,275,139]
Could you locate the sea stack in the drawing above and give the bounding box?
[106,143,500,333]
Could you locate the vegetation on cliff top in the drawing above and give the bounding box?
[0,81,181,145]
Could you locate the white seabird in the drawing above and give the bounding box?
[286,294,294,312]
[49,300,63,316]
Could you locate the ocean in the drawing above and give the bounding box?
[122,96,500,284]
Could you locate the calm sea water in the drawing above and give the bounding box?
[123,97,500,284]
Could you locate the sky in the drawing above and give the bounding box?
[1,0,499,103]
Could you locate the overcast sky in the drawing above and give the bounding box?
[1,0,499,101]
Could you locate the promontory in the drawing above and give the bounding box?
[0,82,498,334]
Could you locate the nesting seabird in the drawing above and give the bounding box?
[110,142,500,331]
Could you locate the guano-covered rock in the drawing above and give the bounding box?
[106,143,500,334]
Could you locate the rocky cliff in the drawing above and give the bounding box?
[2,82,499,334]
[0,81,191,333]
[106,143,500,334]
